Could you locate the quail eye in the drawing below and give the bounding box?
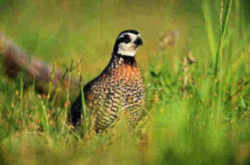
[123,34,131,43]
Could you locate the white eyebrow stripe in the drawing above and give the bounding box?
[118,33,125,39]
[118,33,139,40]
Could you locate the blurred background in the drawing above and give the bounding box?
[0,0,250,164]
[0,0,248,81]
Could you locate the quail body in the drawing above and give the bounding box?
[70,30,145,132]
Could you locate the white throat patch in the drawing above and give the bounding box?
[117,48,136,57]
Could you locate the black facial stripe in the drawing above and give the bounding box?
[134,37,143,46]
[123,34,131,43]
[117,34,131,44]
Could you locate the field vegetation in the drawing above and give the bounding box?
[0,0,249,164]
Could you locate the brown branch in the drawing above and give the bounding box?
[0,32,81,96]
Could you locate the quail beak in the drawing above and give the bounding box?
[134,37,143,48]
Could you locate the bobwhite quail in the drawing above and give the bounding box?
[70,30,145,133]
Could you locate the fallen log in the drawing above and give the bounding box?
[0,32,81,97]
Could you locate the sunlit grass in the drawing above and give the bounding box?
[0,0,249,165]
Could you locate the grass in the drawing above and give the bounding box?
[0,0,249,164]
